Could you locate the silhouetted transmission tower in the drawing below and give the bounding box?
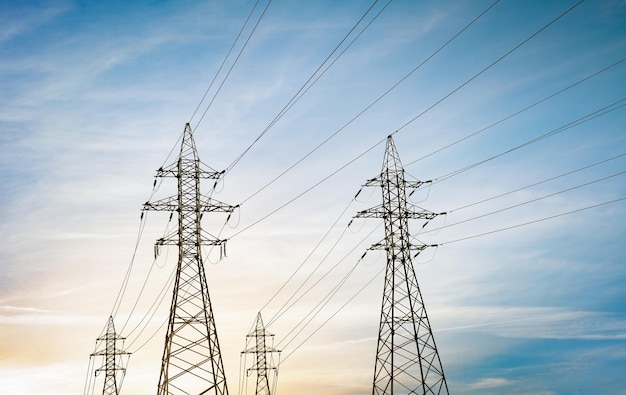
[356,136,449,395]
[144,123,236,395]
[241,313,280,395]
[91,316,130,395]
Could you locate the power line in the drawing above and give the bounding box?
[194,0,273,130]
[279,265,384,365]
[124,266,176,351]
[226,0,393,173]
[432,98,626,184]
[390,0,585,136]
[277,257,361,351]
[227,0,585,237]
[259,198,357,314]
[227,141,382,239]
[405,57,626,167]
[189,0,263,123]
[267,223,382,329]
[236,0,500,205]
[448,153,626,213]
[228,96,624,241]
[430,170,625,233]
[119,215,175,334]
[275,163,625,365]
[440,196,626,245]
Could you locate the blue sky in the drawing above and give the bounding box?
[1,0,625,394]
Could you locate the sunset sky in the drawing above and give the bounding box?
[1,0,625,394]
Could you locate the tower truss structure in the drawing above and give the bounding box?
[144,123,235,395]
[91,316,130,395]
[356,136,449,395]
[241,313,280,395]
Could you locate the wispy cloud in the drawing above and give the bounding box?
[468,377,513,389]
[434,305,626,340]
[0,304,101,326]
[0,2,72,43]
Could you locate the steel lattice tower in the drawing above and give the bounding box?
[91,316,130,395]
[144,123,235,395]
[242,313,280,395]
[356,136,449,395]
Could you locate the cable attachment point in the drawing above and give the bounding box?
[154,238,165,259]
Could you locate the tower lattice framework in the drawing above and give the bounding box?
[144,123,235,395]
[356,136,449,395]
[91,316,130,395]
[242,313,280,395]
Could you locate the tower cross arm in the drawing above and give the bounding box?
[242,345,281,354]
[361,177,431,189]
[355,204,443,220]
[405,179,431,189]
[154,163,224,180]
[369,240,436,252]
[91,349,131,357]
[143,195,178,212]
[406,205,442,220]
[154,236,227,247]
[200,198,237,213]
[363,176,382,188]
[142,196,237,213]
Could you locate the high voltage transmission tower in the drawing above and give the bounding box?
[356,136,449,395]
[144,123,236,395]
[241,313,280,395]
[91,316,130,395]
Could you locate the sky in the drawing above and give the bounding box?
[0,0,625,394]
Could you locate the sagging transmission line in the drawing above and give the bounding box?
[440,196,626,245]
[225,0,395,174]
[235,0,501,205]
[223,0,587,242]
[405,57,625,167]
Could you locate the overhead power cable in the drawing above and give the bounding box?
[119,215,175,334]
[228,95,623,241]
[228,141,382,239]
[109,176,172,322]
[389,0,585,137]
[110,212,147,320]
[440,196,626,245]
[236,0,500,206]
[189,0,263,123]
[194,0,273,130]
[228,0,582,236]
[280,265,385,365]
[431,97,626,184]
[405,57,626,167]
[226,0,393,173]
[259,198,357,313]
[267,222,382,329]
[122,259,175,344]
[430,170,626,233]
[129,315,169,353]
[275,171,625,365]
[448,153,626,213]
[277,257,362,351]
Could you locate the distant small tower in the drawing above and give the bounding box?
[242,313,280,395]
[91,316,130,395]
[356,136,449,394]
